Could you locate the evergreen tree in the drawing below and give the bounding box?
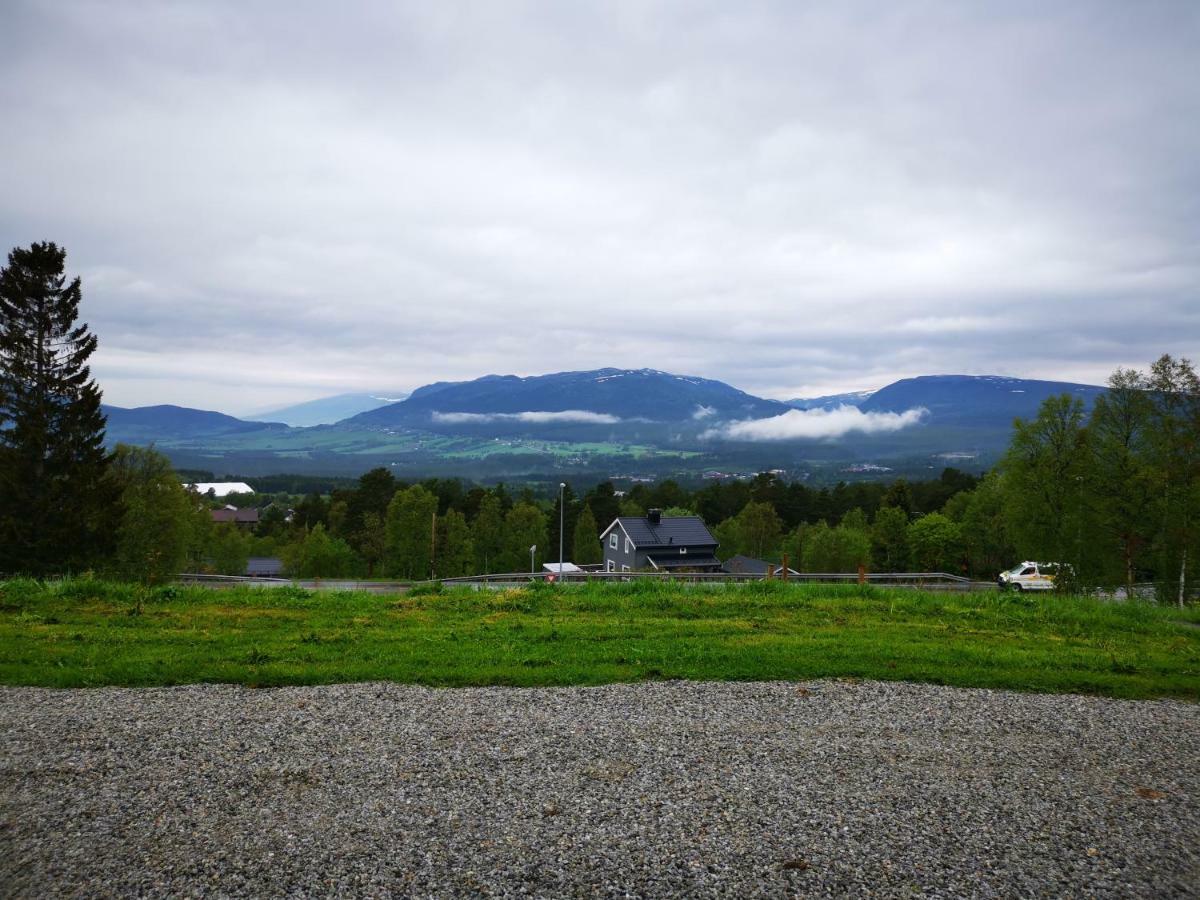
[583,482,621,534]
[343,467,397,544]
[872,506,910,571]
[881,480,914,517]
[356,511,386,577]
[781,523,808,571]
[572,504,602,565]
[0,242,118,575]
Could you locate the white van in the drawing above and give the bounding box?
[997,562,1069,592]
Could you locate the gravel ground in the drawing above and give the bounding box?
[1,680,1197,899]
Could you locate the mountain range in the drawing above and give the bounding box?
[251,392,409,427]
[100,369,1107,481]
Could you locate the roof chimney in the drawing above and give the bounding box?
[648,508,661,524]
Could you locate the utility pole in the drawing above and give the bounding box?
[559,482,566,583]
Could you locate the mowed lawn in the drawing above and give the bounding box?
[1,579,1198,699]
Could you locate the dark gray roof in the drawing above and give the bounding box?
[722,554,800,576]
[246,556,283,576]
[723,554,772,575]
[604,515,718,548]
[647,555,723,570]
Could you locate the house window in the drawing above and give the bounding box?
[621,565,630,573]
[625,537,633,554]
[606,560,615,572]
[610,533,618,549]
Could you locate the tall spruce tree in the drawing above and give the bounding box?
[0,243,117,575]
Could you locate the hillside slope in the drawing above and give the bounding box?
[860,375,1106,425]
[348,368,791,428]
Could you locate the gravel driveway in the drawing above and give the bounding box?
[1,680,1197,898]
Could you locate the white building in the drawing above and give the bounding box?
[184,482,255,498]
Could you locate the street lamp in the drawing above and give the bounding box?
[530,544,536,574]
[559,482,566,583]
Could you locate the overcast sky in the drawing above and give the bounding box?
[2,1,1197,413]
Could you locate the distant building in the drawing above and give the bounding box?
[211,506,259,527]
[722,554,800,578]
[542,562,583,576]
[599,509,722,573]
[246,557,283,577]
[185,482,255,498]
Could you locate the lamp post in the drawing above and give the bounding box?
[530,544,536,575]
[559,482,566,583]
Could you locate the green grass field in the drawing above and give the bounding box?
[1,579,1198,698]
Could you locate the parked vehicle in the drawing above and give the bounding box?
[998,561,1070,592]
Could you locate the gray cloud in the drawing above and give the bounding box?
[1,1,1197,412]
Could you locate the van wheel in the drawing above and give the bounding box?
[1011,583,1022,593]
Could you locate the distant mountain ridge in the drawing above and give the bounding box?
[348,368,791,428]
[102,404,286,439]
[785,390,876,410]
[253,391,409,427]
[860,375,1106,425]
[98,370,1110,479]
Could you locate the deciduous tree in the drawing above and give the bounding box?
[282,523,358,577]
[1146,354,1200,606]
[108,445,197,583]
[208,523,251,576]
[1089,367,1156,597]
[734,501,784,559]
[500,502,546,572]
[385,484,438,579]
[437,509,475,578]
[473,493,505,574]
[907,513,963,573]
[1001,394,1089,568]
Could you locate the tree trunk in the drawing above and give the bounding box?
[1179,545,1187,609]
[1124,538,1134,603]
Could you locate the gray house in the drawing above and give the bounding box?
[599,509,722,573]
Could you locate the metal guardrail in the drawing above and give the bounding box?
[178,573,414,593]
[439,571,997,592]
[178,570,995,592]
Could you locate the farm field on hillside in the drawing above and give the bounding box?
[2,580,1197,697]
